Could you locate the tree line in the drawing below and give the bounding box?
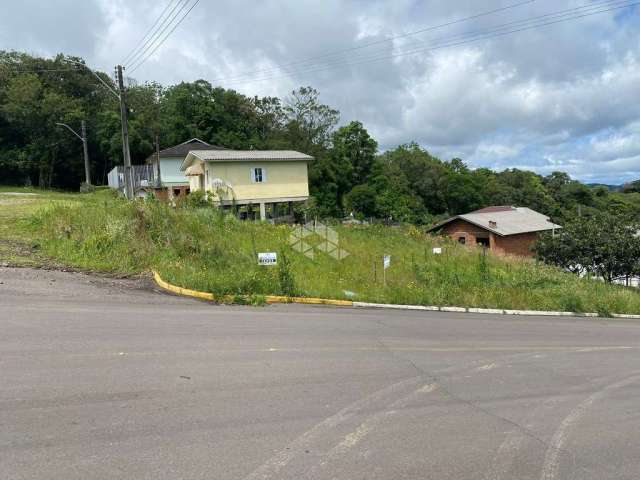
[2,51,640,226]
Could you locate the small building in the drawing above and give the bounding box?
[107,138,225,198]
[145,138,225,200]
[181,149,312,220]
[428,206,561,257]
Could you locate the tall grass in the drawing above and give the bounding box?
[22,190,640,314]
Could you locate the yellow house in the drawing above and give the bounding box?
[181,150,312,220]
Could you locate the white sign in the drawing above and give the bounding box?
[258,252,277,265]
[383,255,391,270]
[433,247,442,255]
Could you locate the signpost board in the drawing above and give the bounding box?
[433,247,442,255]
[258,252,277,266]
[383,254,390,286]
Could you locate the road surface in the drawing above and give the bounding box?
[1,267,639,479]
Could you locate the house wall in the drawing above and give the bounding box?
[492,232,539,257]
[203,160,309,202]
[439,219,538,257]
[440,219,492,246]
[159,157,189,186]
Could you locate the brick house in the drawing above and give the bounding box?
[428,206,561,257]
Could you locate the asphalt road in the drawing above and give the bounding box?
[1,267,640,480]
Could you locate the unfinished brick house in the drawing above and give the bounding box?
[428,206,561,257]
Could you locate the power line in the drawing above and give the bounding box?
[128,0,201,73]
[121,0,180,65]
[219,0,639,87]
[208,0,537,84]
[125,0,189,68]
[211,0,628,84]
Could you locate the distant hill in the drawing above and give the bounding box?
[586,183,623,192]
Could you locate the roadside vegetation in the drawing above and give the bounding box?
[3,188,640,315]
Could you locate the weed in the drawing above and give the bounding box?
[3,188,640,314]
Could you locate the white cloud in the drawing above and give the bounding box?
[1,0,640,183]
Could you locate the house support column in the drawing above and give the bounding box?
[259,202,266,221]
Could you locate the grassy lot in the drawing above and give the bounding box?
[2,187,640,314]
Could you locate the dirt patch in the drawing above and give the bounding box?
[0,192,40,196]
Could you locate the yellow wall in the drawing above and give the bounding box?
[200,160,309,202]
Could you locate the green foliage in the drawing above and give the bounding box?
[4,51,640,227]
[536,213,640,282]
[277,250,296,296]
[8,190,640,314]
[180,190,212,209]
[344,184,377,218]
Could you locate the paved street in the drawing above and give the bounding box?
[1,266,639,480]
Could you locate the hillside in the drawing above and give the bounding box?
[2,188,640,315]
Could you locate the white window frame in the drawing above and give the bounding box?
[251,167,266,183]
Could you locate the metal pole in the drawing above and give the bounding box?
[116,65,133,199]
[81,120,91,185]
[155,134,161,187]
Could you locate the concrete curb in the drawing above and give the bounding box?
[353,302,640,319]
[152,271,353,307]
[153,271,640,319]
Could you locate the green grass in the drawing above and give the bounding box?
[2,188,640,314]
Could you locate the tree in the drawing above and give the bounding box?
[331,121,377,186]
[535,213,640,283]
[283,86,339,155]
[344,184,377,218]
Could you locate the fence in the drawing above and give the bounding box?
[107,165,158,193]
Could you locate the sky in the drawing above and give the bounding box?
[1,0,639,184]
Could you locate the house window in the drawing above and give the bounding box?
[477,237,490,248]
[252,167,264,183]
[458,236,466,245]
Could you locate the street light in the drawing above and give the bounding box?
[56,121,91,186]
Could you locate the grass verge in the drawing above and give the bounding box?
[2,188,640,314]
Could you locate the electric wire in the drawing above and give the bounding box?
[128,0,201,73]
[121,0,180,65]
[218,0,639,87]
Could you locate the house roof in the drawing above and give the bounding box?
[428,206,561,237]
[145,138,225,163]
[181,150,313,170]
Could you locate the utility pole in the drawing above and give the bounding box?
[155,134,161,187]
[116,65,133,199]
[81,121,90,185]
[55,121,91,186]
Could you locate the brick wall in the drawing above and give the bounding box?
[492,232,539,257]
[439,219,539,257]
[440,219,491,246]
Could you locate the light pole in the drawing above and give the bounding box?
[56,121,91,185]
[62,59,133,198]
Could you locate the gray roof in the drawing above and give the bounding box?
[429,206,561,236]
[145,138,225,163]
[189,150,313,162]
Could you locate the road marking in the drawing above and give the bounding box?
[539,373,640,480]
[305,382,441,477]
[242,377,421,480]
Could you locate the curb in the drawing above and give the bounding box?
[152,271,353,307]
[153,272,640,319]
[353,302,640,319]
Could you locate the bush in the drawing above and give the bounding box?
[181,190,212,209]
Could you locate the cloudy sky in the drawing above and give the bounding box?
[2,0,639,183]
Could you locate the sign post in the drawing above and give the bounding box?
[258,252,277,266]
[383,254,391,286]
